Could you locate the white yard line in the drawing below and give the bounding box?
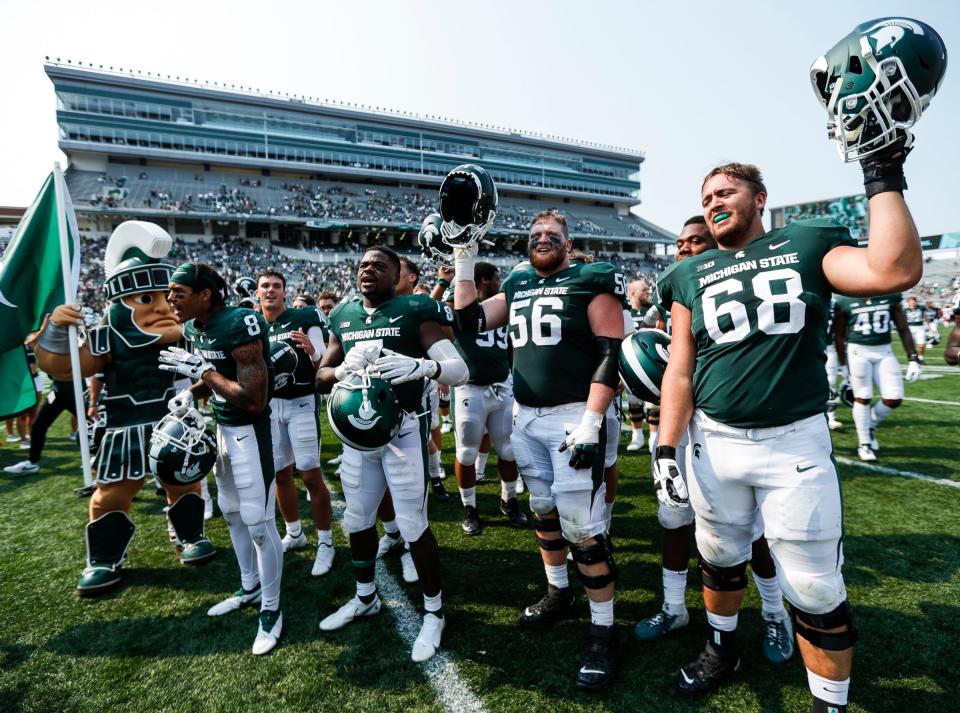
[903,396,960,406]
[835,457,960,489]
[330,495,488,713]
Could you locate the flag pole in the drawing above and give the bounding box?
[53,162,93,488]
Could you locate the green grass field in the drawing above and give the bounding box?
[1,330,957,713]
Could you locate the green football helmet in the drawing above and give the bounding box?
[418,213,450,267]
[148,408,217,485]
[619,329,671,404]
[269,340,299,392]
[439,164,498,248]
[810,17,947,161]
[327,370,402,451]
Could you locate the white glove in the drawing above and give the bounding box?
[652,446,690,509]
[906,358,923,382]
[557,410,603,470]
[167,388,194,415]
[372,348,437,385]
[334,344,381,381]
[453,242,479,282]
[158,346,215,380]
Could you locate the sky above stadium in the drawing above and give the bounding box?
[2,0,958,237]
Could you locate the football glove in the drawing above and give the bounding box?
[372,348,438,385]
[558,410,603,470]
[167,388,194,415]
[158,346,215,380]
[334,344,381,381]
[906,354,923,382]
[653,446,689,509]
[861,131,912,199]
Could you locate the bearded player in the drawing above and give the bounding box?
[316,246,468,663]
[256,269,335,576]
[455,199,625,690]
[833,292,921,461]
[34,221,215,596]
[164,263,283,655]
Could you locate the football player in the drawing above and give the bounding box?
[924,299,942,345]
[316,246,468,663]
[657,152,922,708]
[633,216,793,666]
[903,295,929,358]
[824,298,845,430]
[256,270,335,576]
[834,293,921,461]
[317,291,338,319]
[944,302,960,365]
[446,261,526,535]
[455,208,625,690]
[625,279,653,451]
[164,262,283,655]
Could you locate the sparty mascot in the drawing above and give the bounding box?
[35,220,216,596]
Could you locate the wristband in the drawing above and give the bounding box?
[436,278,451,289]
[37,321,71,354]
[454,257,475,282]
[655,445,677,460]
[310,350,323,364]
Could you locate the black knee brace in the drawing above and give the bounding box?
[570,533,618,589]
[698,554,748,592]
[628,404,646,422]
[791,600,859,651]
[439,395,450,409]
[531,511,566,551]
[646,405,660,427]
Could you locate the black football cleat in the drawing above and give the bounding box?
[675,645,741,697]
[499,498,529,528]
[461,505,482,536]
[576,623,620,691]
[519,584,576,629]
[431,478,450,503]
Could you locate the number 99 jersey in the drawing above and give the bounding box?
[183,306,273,426]
[501,261,625,408]
[657,218,856,428]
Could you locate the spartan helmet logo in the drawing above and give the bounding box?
[655,343,671,362]
[347,390,382,431]
[865,18,924,52]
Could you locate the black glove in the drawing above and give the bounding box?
[861,131,912,199]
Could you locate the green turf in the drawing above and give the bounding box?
[1,331,958,712]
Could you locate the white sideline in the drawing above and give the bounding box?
[329,495,488,713]
[836,457,960,489]
[903,396,960,406]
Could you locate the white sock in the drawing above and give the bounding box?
[500,478,517,500]
[356,580,376,598]
[459,486,476,507]
[544,562,569,589]
[705,610,738,632]
[631,426,643,441]
[383,519,400,535]
[199,476,210,502]
[286,519,302,538]
[872,401,893,426]
[852,402,872,445]
[475,452,489,474]
[603,499,615,533]
[429,450,442,479]
[224,511,259,591]
[423,591,443,614]
[317,529,332,546]
[807,669,850,706]
[752,573,786,618]
[589,598,615,627]
[662,568,688,611]
[250,520,283,611]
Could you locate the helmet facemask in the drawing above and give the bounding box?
[439,167,497,249]
[151,408,210,457]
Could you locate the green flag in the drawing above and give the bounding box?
[0,171,79,420]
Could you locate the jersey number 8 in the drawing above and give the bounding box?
[243,313,261,336]
[702,268,805,345]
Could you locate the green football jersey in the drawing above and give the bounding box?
[501,261,626,407]
[184,306,272,427]
[329,293,453,412]
[903,305,925,326]
[658,218,856,428]
[835,293,902,346]
[444,287,510,385]
[267,306,325,399]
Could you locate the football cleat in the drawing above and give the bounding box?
[576,623,620,691]
[431,478,450,503]
[461,505,482,536]
[858,444,878,462]
[18,440,32,450]
[311,542,335,577]
[626,437,644,452]
[281,531,308,552]
[207,584,262,616]
[500,498,529,528]
[252,610,283,655]
[5,434,21,443]
[3,460,39,475]
[440,421,453,434]
[762,613,795,664]
[828,415,843,430]
[400,551,419,583]
[377,532,405,559]
[634,605,690,642]
[411,613,445,662]
[319,595,381,631]
[519,585,577,629]
[676,646,741,697]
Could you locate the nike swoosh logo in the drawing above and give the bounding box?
[680,670,695,685]
[207,338,217,344]
[280,323,291,329]
[556,276,571,282]
[769,241,790,250]
[236,435,249,442]
[298,401,309,407]
[389,316,403,323]
[579,668,605,675]
[796,464,815,473]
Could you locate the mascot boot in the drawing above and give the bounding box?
[167,492,216,565]
[77,511,136,597]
